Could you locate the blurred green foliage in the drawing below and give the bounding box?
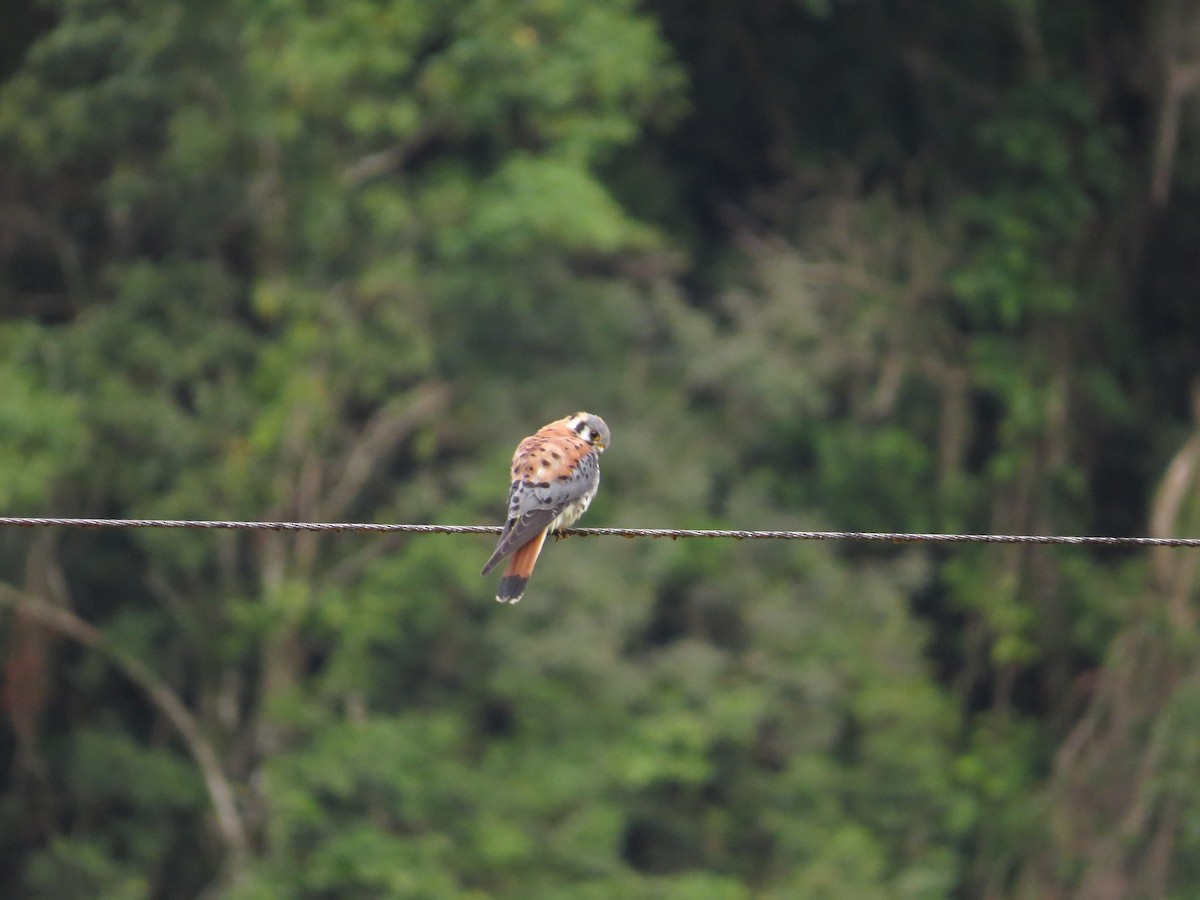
[2,0,1200,897]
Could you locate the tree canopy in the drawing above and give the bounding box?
[3,0,1200,896]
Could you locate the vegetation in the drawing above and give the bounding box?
[3,0,1200,896]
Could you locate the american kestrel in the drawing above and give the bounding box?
[482,411,610,603]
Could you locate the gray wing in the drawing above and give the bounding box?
[481,457,598,575]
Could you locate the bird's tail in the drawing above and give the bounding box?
[496,528,548,603]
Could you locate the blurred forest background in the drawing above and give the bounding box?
[4,0,1200,897]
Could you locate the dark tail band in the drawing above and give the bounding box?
[496,574,528,604]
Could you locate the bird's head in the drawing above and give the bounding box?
[568,411,610,452]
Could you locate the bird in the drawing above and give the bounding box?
[482,411,610,603]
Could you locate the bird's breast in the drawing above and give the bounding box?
[548,491,595,533]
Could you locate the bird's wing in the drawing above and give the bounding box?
[481,507,557,576]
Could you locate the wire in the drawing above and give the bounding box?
[0,516,1197,547]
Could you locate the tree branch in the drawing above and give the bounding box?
[319,382,448,522]
[0,583,251,877]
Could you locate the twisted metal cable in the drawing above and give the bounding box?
[0,516,1197,547]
